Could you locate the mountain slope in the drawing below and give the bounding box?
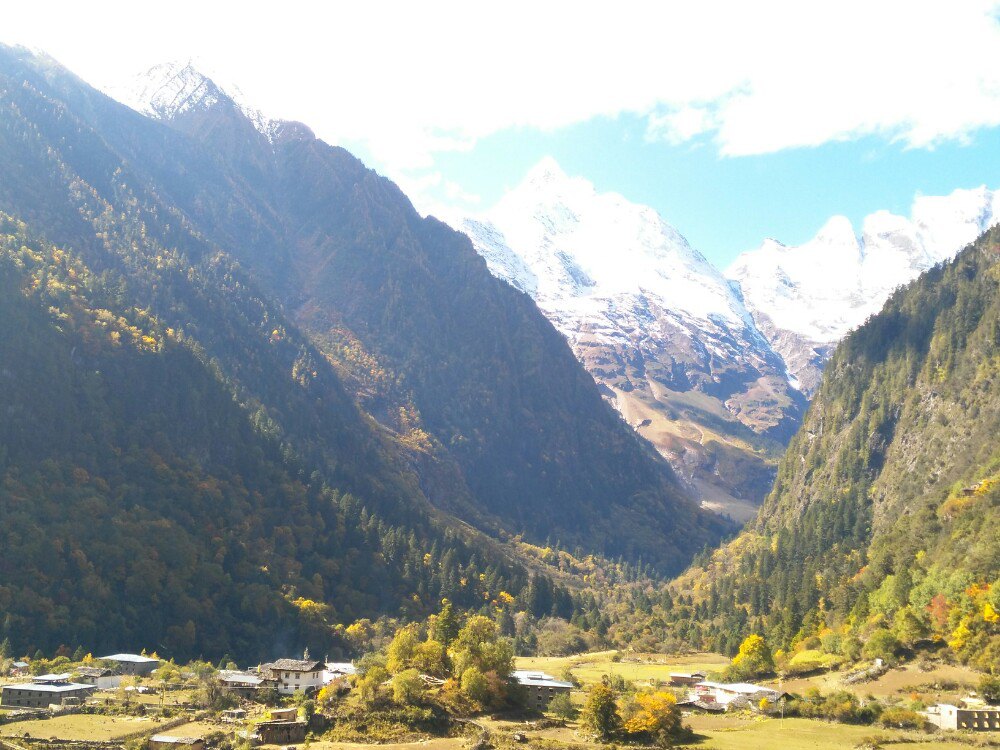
[97,58,731,566]
[728,188,1000,394]
[0,40,728,605]
[0,215,545,661]
[456,160,803,519]
[668,225,1000,666]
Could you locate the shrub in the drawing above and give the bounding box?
[877,706,923,729]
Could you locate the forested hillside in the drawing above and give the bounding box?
[0,44,729,660]
[0,216,557,661]
[655,226,1000,666]
[0,45,729,572]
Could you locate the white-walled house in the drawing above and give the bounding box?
[260,659,325,695]
[692,681,780,707]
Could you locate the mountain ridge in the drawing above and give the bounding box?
[455,159,804,519]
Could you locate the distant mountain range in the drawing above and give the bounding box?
[729,187,1000,394]
[451,162,998,517]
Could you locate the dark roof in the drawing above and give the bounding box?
[265,659,324,672]
[75,667,114,677]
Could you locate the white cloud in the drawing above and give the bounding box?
[3,0,999,173]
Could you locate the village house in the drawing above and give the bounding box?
[254,707,306,745]
[99,653,160,676]
[260,659,325,695]
[691,681,780,709]
[925,704,1000,731]
[10,661,29,677]
[218,670,265,696]
[74,666,121,690]
[0,681,96,708]
[512,670,573,710]
[149,736,205,750]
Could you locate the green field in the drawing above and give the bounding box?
[515,650,729,689]
[687,715,988,750]
[0,714,165,741]
[302,741,465,750]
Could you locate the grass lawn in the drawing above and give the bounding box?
[770,660,981,704]
[0,714,165,741]
[156,721,218,738]
[298,740,465,750]
[515,651,729,690]
[685,715,982,750]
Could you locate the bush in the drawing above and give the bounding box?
[391,669,425,705]
[548,692,576,719]
[877,706,923,729]
[862,630,900,664]
[459,666,489,705]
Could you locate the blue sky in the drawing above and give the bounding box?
[4,1,1000,269]
[348,116,1000,269]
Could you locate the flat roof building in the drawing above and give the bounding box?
[1,682,96,708]
[512,670,573,711]
[149,736,205,750]
[692,681,780,708]
[100,654,160,676]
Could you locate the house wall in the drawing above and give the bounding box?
[955,708,1000,731]
[150,740,205,750]
[274,670,323,695]
[257,722,307,744]
[114,661,158,676]
[0,686,94,708]
[524,684,570,710]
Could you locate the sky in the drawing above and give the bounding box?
[3,0,1000,268]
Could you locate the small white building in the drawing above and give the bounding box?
[261,659,325,695]
[73,667,121,690]
[323,662,356,684]
[692,681,780,707]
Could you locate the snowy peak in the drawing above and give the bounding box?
[113,60,224,119]
[522,155,571,187]
[453,158,805,518]
[476,157,756,331]
[108,60,276,139]
[727,184,1000,393]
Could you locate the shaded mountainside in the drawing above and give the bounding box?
[0,218,539,660]
[457,160,801,521]
[0,45,729,656]
[667,225,1000,665]
[62,51,727,566]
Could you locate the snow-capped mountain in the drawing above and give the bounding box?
[728,186,1000,394]
[107,61,277,139]
[456,159,805,519]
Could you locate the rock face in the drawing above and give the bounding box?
[727,188,1000,394]
[456,160,804,520]
[86,54,731,569]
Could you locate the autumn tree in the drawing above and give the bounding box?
[622,691,682,747]
[581,681,621,740]
[724,634,774,680]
